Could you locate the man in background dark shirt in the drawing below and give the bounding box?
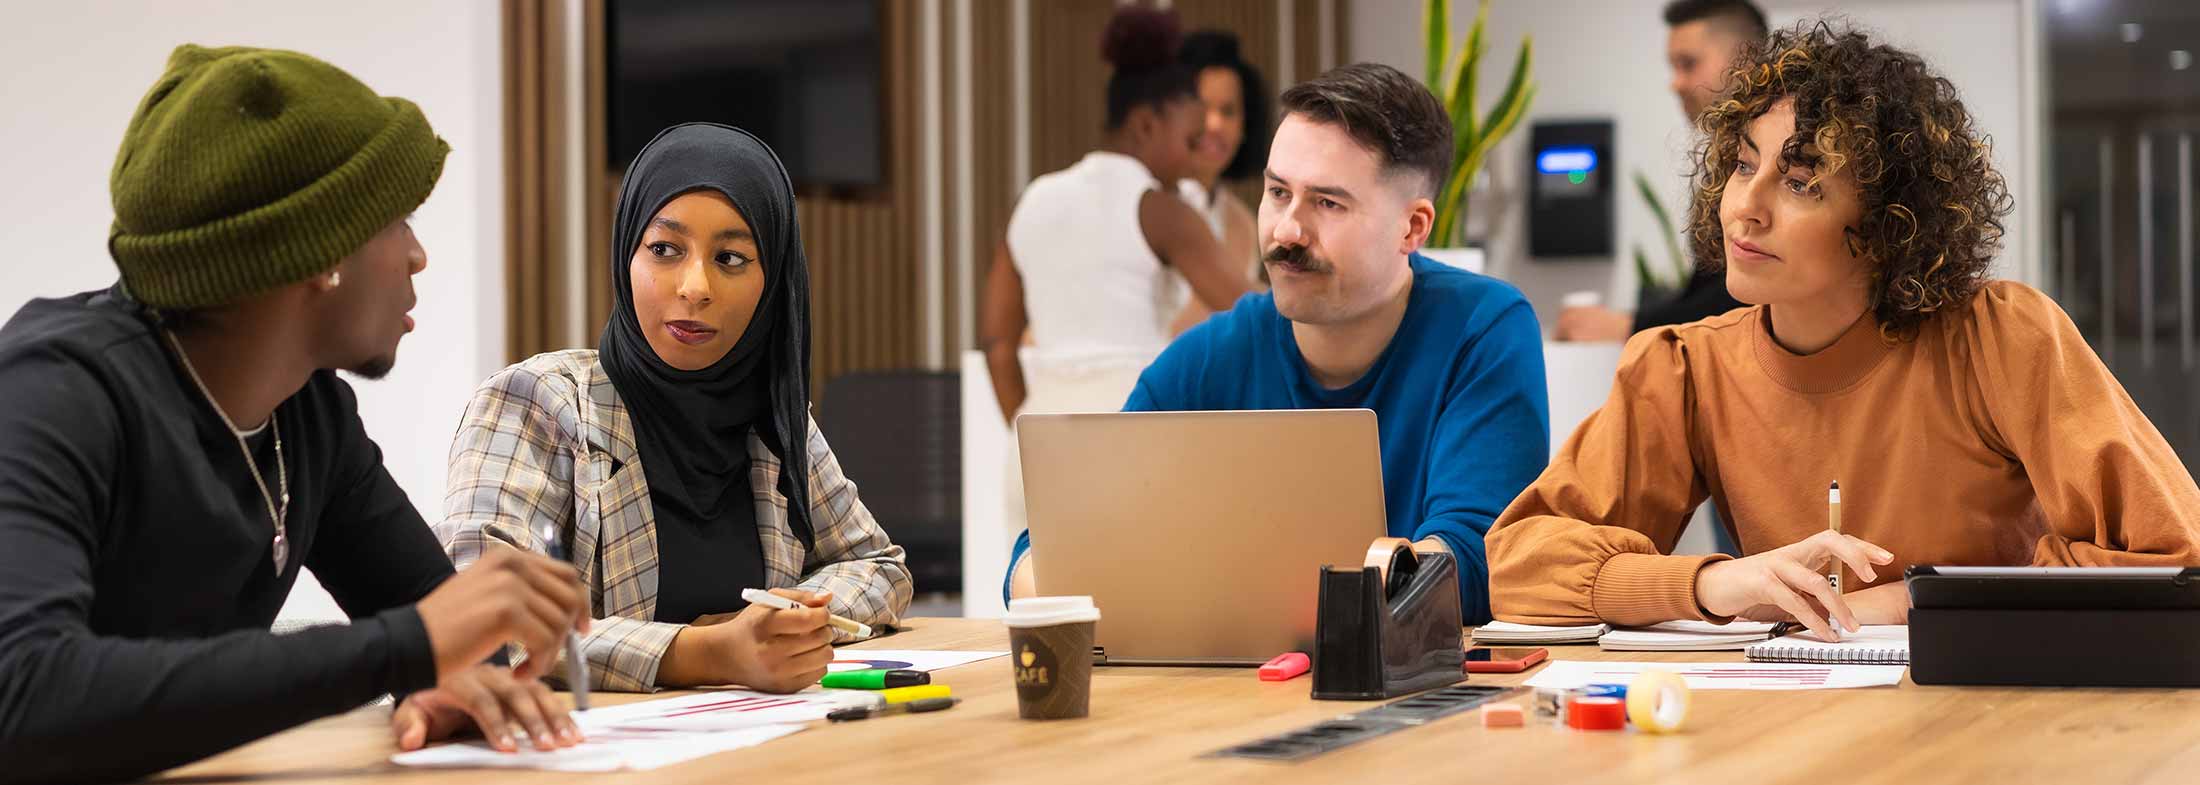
[0,45,590,783]
[1554,0,1765,341]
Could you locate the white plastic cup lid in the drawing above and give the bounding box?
[1004,596,1101,628]
[1562,290,1604,308]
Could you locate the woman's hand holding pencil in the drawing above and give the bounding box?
[1695,529,1896,642]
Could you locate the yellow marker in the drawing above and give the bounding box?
[877,685,952,705]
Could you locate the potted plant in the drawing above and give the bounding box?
[1420,0,1535,274]
[1630,169,1691,308]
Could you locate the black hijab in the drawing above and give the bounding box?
[600,124,816,593]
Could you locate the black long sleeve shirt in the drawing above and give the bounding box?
[0,288,452,783]
[1631,266,1748,333]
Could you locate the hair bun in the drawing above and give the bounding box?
[1178,30,1241,65]
[1101,6,1182,72]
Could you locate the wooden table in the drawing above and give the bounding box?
[152,618,2200,785]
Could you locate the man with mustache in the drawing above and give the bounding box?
[1007,63,1550,624]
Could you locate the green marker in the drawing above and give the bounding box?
[820,669,930,690]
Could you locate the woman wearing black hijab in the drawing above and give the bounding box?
[438,124,911,694]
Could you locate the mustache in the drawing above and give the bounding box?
[1263,244,1329,272]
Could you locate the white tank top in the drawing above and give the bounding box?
[1007,151,1186,373]
[1177,178,1229,238]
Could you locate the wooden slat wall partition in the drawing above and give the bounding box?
[800,197,917,395]
[581,0,609,348]
[502,0,574,361]
[798,0,922,395]
[1291,0,1334,100]
[940,0,964,361]
[971,2,1018,341]
[1027,0,1125,181]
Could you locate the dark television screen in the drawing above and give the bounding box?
[608,0,884,188]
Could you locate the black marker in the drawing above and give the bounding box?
[826,696,960,722]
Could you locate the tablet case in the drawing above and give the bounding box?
[1908,566,2200,687]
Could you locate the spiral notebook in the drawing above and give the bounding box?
[1745,625,1910,664]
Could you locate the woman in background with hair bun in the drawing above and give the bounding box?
[980,5,1253,596]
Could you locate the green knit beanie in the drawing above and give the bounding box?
[108,44,450,309]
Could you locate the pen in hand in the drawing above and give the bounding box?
[741,587,873,638]
[1827,481,1843,595]
[557,448,593,712]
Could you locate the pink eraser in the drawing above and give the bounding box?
[1259,652,1310,681]
[1481,703,1526,728]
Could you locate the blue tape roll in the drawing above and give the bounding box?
[1580,683,1629,700]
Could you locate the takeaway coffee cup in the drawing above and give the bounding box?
[1004,596,1101,719]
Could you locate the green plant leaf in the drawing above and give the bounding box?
[1425,0,1450,89]
[1633,169,1690,284]
[1476,80,1533,162]
[1481,36,1533,141]
[1425,4,1533,249]
[1633,245,1665,290]
[1440,77,1531,248]
[1448,0,1488,151]
[1436,154,1478,247]
[1633,170,1671,231]
[1462,79,1531,183]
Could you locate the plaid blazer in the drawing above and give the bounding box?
[436,350,911,692]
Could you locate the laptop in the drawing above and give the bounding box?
[1017,409,1388,666]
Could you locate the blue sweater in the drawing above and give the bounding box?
[1006,254,1550,623]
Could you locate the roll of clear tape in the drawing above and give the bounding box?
[1626,669,1691,734]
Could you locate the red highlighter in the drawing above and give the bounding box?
[1260,652,1310,681]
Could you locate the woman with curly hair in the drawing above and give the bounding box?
[1486,22,2200,640]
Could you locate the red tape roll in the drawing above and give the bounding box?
[1565,696,1627,731]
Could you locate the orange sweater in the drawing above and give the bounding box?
[1488,281,2200,626]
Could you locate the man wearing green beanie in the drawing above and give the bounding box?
[0,45,590,782]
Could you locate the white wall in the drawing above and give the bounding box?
[1349,0,2037,325]
[0,1,506,620]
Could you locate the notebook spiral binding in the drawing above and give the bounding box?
[1746,644,1907,664]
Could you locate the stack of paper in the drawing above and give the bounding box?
[390,650,1010,772]
[1472,620,1610,645]
[391,723,805,772]
[1597,620,1779,651]
[392,689,874,772]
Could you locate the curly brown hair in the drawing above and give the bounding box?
[1686,20,2013,340]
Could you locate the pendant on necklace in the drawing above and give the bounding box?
[272,530,288,572]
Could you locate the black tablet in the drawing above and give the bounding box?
[1906,565,2200,609]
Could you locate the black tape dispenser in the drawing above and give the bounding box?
[1310,537,1466,700]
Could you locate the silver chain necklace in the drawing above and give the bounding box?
[163,330,290,572]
